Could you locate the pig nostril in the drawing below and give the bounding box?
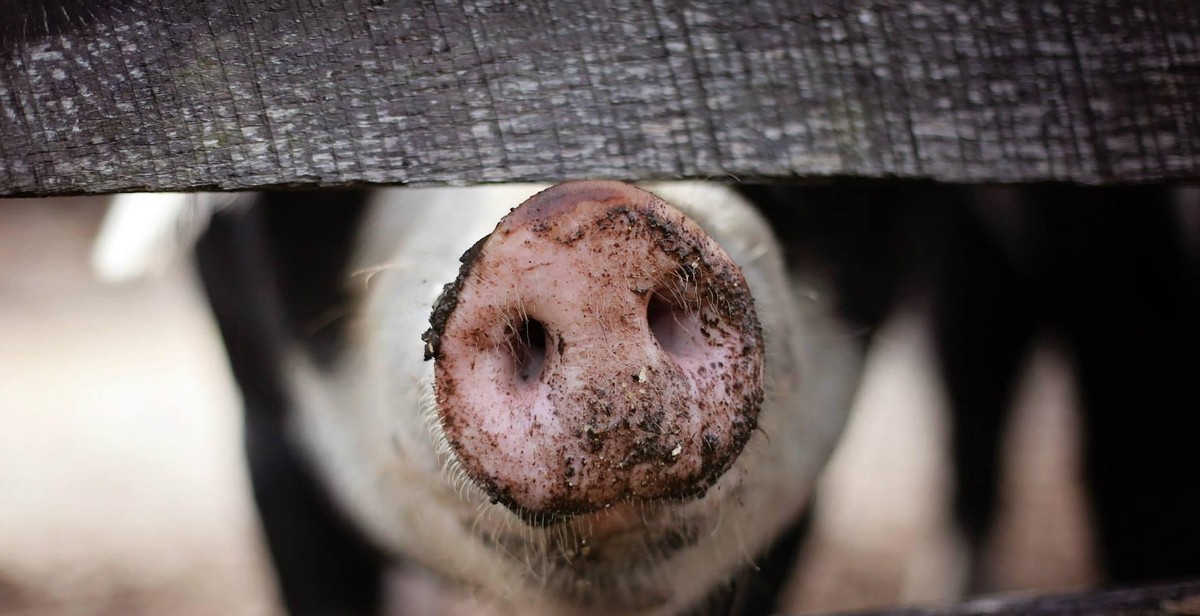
[648,293,697,359]
[506,317,548,383]
[430,182,767,520]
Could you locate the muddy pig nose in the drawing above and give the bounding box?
[423,181,764,523]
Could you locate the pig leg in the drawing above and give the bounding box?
[937,185,1200,588]
[931,192,1039,592]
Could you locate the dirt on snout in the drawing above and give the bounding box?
[428,181,764,523]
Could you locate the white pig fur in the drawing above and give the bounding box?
[271,182,864,615]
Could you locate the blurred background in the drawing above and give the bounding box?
[0,200,279,616]
[0,195,1135,615]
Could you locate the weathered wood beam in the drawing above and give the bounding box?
[849,579,1200,616]
[2,0,1199,196]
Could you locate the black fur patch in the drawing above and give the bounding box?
[255,189,370,366]
[194,197,383,616]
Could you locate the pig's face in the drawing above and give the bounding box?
[280,181,857,614]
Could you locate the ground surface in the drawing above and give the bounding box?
[0,200,1096,615]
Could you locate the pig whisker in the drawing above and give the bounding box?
[499,317,520,368]
[729,517,757,570]
[705,284,722,315]
[552,526,575,566]
[472,510,534,580]
[348,261,409,291]
[707,499,726,538]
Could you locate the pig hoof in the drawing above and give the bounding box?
[424,181,764,523]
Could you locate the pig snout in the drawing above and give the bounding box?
[423,181,765,523]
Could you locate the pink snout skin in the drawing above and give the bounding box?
[423,181,764,524]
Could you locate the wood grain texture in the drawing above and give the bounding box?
[1,0,1198,195]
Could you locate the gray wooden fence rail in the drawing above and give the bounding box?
[2,0,1199,196]
[857,579,1200,616]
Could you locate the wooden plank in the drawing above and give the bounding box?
[1,0,1199,196]
[854,579,1200,616]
